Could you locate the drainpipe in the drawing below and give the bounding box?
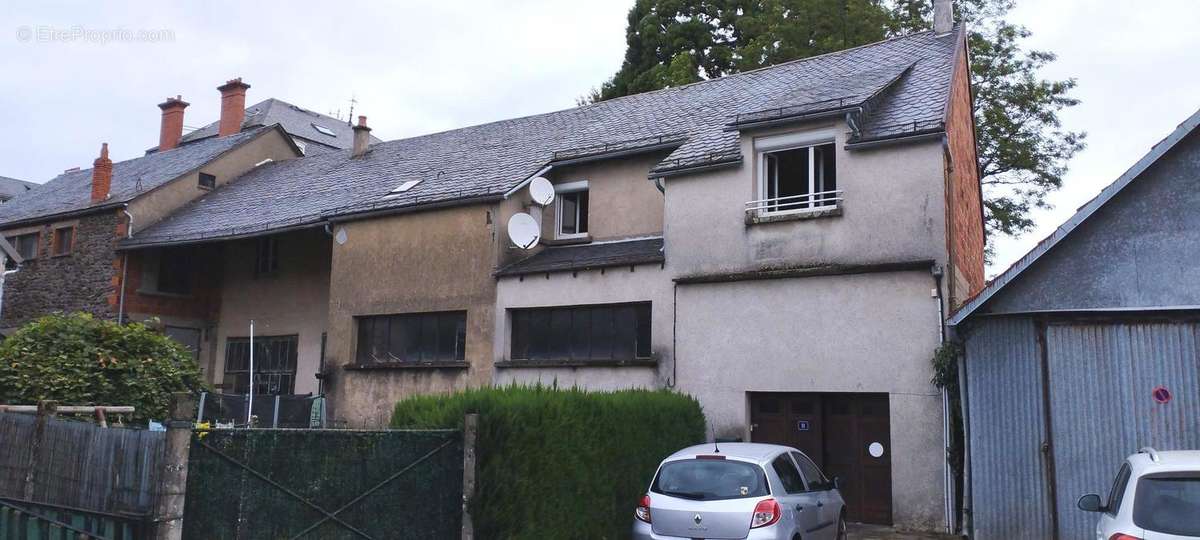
[931,265,953,534]
[117,208,133,324]
[957,325,973,538]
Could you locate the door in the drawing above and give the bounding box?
[751,392,892,525]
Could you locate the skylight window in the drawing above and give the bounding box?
[312,123,337,137]
[381,180,421,199]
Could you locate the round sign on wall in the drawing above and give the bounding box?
[868,442,885,458]
[1152,386,1172,404]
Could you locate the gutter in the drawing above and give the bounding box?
[648,155,743,180]
[325,193,504,223]
[844,129,945,151]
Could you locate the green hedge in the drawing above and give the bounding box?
[391,385,705,539]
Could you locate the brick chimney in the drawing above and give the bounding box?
[157,95,189,151]
[933,0,953,34]
[91,143,112,203]
[352,115,371,158]
[216,77,251,137]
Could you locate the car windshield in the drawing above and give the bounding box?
[1133,474,1200,536]
[651,458,769,501]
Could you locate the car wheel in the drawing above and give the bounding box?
[836,513,848,540]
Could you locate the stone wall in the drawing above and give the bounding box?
[1,210,121,327]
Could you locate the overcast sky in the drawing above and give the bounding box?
[2,1,1197,273]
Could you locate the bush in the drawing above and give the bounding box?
[391,385,706,539]
[0,313,203,423]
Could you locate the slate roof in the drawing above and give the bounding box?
[0,176,36,201]
[495,238,665,277]
[126,27,961,248]
[178,98,382,152]
[948,107,1200,326]
[0,127,276,227]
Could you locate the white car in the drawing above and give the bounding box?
[1078,447,1200,540]
[633,442,847,540]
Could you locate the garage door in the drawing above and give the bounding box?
[1046,321,1200,539]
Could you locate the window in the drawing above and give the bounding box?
[223,335,298,395]
[1133,474,1200,536]
[510,303,651,363]
[51,226,73,256]
[792,452,829,491]
[356,311,467,364]
[771,454,806,494]
[311,123,337,137]
[652,459,770,501]
[1107,463,1132,516]
[554,181,589,238]
[155,247,193,295]
[381,180,421,200]
[7,232,38,260]
[255,237,279,276]
[752,131,839,215]
[198,172,216,189]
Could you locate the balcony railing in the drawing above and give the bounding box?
[745,189,843,214]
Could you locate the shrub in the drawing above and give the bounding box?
[391,385,706,539]
[0,313,203,422]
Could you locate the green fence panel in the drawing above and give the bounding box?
[184,429,463,540]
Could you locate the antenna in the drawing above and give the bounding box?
[506,213,541,249]
[347,95,358,126]
[527,177,555,206]
[709,420,720,453]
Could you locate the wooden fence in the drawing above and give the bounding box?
[0,408,165,519]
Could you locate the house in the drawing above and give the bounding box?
[0,79,305,347]
[0,176,36,203]
[111,4,979,532]
[948,108,1200,539]
[2,2,981,532]
[171,97,382,156]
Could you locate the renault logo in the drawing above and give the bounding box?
[693,513,703,525]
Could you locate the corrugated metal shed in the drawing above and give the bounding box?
[964,317,1053,539]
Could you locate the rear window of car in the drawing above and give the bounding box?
[1133,474,1200,536]
[651,459,770,501]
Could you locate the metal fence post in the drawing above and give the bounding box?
[461,413,478,540]
[22,400,56,500]
[153,392,195,540]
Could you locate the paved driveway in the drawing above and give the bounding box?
[847,523,961,540]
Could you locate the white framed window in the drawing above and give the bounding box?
[554,180,589,239]
[750,130,840,216]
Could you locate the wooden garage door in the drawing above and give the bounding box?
[750,392,892,525]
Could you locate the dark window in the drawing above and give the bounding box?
[156,247,192,295]
[651,459,770,501]
[356,311,466,364]
[772,454,806,494]
[792,452,828,491]
[7,233,38,260]
[199,172,216,189]
[223,335,298,395]
[762,143,837,212]
[51,227,73,256]
[558,190,588,236]
[255,237,279,276]
[1107,463,1132,516]
[510,303,651,362]
[1133,474,1200,535]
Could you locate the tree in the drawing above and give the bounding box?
[0,313,203,423]
[588,0,1085,253]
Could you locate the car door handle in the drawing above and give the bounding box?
[795,504,804,511]
[816,501,824,508]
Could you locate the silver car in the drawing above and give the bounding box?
[634,442,847,540]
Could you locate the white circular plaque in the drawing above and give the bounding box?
[868,442,885,458]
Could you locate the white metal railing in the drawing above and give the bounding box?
[745,189,843,214]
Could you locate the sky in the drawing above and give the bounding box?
[1,0,1198,274]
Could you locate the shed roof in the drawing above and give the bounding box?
[948,107,1200,326]
[495,237,664,277]
[126,27,961,248]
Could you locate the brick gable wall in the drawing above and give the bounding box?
[944,33,986,307]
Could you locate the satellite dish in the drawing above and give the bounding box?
[528,177,555,206]
[507,213,541,249]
